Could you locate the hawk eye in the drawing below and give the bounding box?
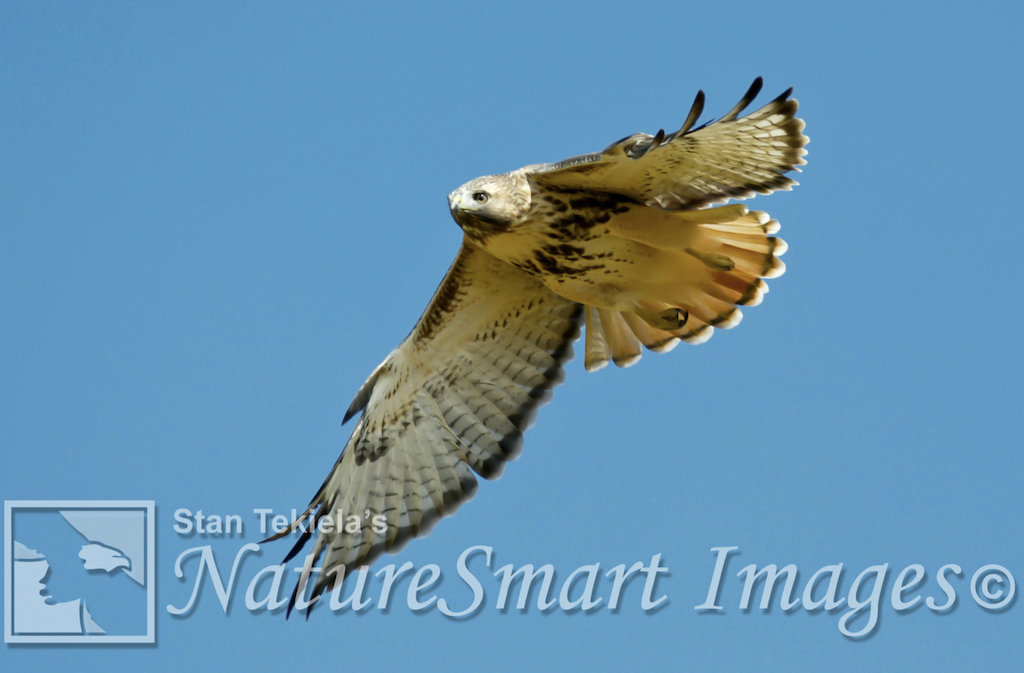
[472,191,489,204]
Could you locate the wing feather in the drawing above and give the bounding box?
[272,241,582,611]
[527,78,808,211]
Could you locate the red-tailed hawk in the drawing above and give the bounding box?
[269,77,808,612]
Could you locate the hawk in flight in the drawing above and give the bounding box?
[270,77,808,611]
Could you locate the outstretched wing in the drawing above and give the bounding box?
[527,77,808,210]
[271,241,582,611]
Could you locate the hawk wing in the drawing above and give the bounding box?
[270,241,582,610]
[526,77,808,210]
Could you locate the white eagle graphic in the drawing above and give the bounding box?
[269,77,808,613]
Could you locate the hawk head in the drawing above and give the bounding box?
[448,172,531,242]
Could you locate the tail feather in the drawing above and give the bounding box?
[620,311,680,353]
[583,202,785,368]
[584,307,644,371]
[717,242,786,279]
[584,307,612,372]
[690,295,744,329]
[671,315,714,345]
[597,308,642,368]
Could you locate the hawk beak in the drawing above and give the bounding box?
[449,193,462,212]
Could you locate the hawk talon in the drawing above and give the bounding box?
[636,307,689,331]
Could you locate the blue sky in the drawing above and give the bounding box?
[2,1,1021,669]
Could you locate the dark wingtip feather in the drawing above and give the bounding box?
[284,560,331,621]
[285,580,301,620]
[747,76,765,100]
[772,86,795,104]
[281,528,314,565]
[676,89,705,137]
[303,586,325,621]
[722,77,764,121]
[637,128,666,158]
